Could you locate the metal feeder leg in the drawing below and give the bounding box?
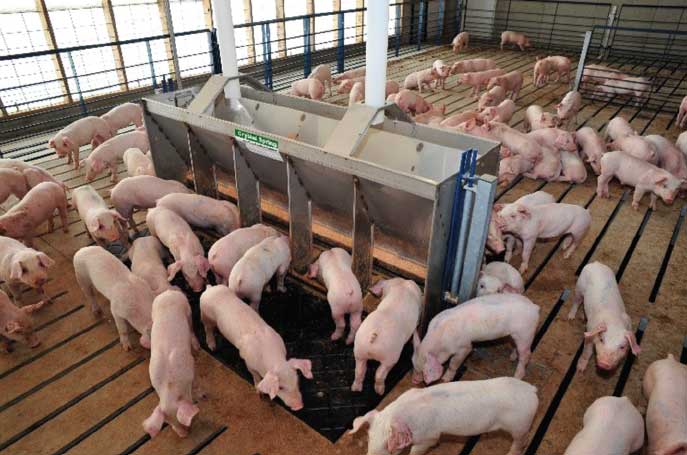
[232,141,262,226]
[187,128,217,197]
[352,178,374,293]
[287,158,312,273]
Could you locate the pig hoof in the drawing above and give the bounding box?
[351,382,363,392]
[345,336,354,345]
[374,383,385,395]
[330,332,342,342]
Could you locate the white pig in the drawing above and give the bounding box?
[477,261,524,296]
[576,126,606,174]
[308,248,363,344]
[349,378,538,455]
[352,278,422,395]
[556,91,582,131]
[0,236,54,305]
[48,116,113,169]
[523,105,558,131]
[0,169,28,205]
[73,245,153,351]
[604,117,637,141]
[155,193,239,236]
[200,285,312,410]
[143,289,200,438]
[568,262,640,372]
[130,236,171,296]
[101,102,143,134]
[607,135,658,164]
[0,289,45,350]
[558,150,587,183]
[73,185,129,248]
[81,130,150,183]
[451,31,469,53]
[123,147,155,177]
[207,224,278,285]
[308,64,333,96]
[645,134,687,181]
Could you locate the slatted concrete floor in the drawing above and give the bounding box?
[1,44,686,455]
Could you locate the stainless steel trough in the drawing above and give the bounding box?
[142,75,500,331]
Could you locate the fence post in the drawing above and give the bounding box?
[547,3,559,50]
[145,40,158,89]
[303,17,312,78]
[337,11,345,73]
[504,0,512,32]
[208,29,222,74]
[417,0,425,50]
[601,5,617,59]
[66,51,88,115]
[262,23,273,89]
[456,0,463,35]
[574,30,592,91]
[435,0,445,44]
[395,3,401,57]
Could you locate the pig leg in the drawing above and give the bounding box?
[512,328,536,379]
[113,314,134,351]
[6,282,23,303]
[117,222,130,249]
[248,368,262,388]
[351,358,367,392]
[47,214,55,233]
[631,188,647,210]
[201,317,217,350]
[127,215,139,233]
[409,439,439,455]
[72,148,80,170]
[649,193,657,210]
[346,310,363,345]
[518,237,536,275]
[170,421,189,438]
[330,309,346,342]
[576,339,594,372]
[596,172,612,198]
[567,291,583,320]
[561,235,577,259]
[374,362,392,395]
[109,163,119,183]
[507,434,528,455]
[441,346,471,382]
[58,201,69,233]
[75,269,102,317]
[276,263,288,293]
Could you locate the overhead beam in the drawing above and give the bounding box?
[332,0,341,35]
[202,0,213,29]
[101,0,129,92]
[243,0,256,64]
[306,0,315,51]
[275,0,286,58]
[355,0,364,43]
[157,0,180,83]
[34,0,73,104]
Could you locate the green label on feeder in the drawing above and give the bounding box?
[234,128,282,161]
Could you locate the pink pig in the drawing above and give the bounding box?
[645,134,687,181]
[146,207,210,293]
[604,116,637,141]
[607,135,658,164]
[543,56,571,83]
[0,236,54,305]
[308,64,333,96]
[524,105,558,131]
[155,193,239,236]
[332,67,365,83]
[143,289,200,438]
[476,261,524,296]
[533,57,554,87]
[73,245,153,350]
[82,129,150,183]
[478,85,506,111]
[563,396,644,455]
[449,58,496,76]
[123,147,155,177]
[487,70,523,100]
[200,285,312,410]
[558,150,588,183]
[0,160,66,196]
[642,354,687,455]
[440,110,481,128]
[413,104,446,125]
[0,182,68,247]
[528,128,577,153]
[48,116,113,169]
[308,248,363,344]
[496,202,591,274]
[389,89,432,114]
[451,31,469,53]
[500,31,532,51]
[413,293,539,383]
[678,95,687,128]
[569,261,640,372]
[0,168,28,205]
[352,278,422,395]
[130,236,171,297]
[1,290,45,350]
[207,224,278,286]
[479,99,516,124]
[678,131,687,158]
[556,91,582,131]
[228,235,291,311]
[73,185,129,248]
[432,59,451,89]
[403,67,439,93]
[291,78,325,100]
[337,77,365,94]
[576,127,606,174]
[348,81,365,105]
[111,175,192,232]
[460,69,505,96]
[101,102,143,135]
[597,151,684,210]
[498,153,533,186]
[484,121,544,164]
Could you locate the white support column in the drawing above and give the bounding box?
[161,0,183,88]
[365,0,389,125]
[213,0,242,105]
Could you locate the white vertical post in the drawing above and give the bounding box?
[213,0,242,106]
[365,0,389,125]
[162,0,183,88]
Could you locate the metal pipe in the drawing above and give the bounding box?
[162,0,183,88]
[212,0,241,105]
[365,0,389,125]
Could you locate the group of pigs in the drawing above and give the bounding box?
[581,63,651,105]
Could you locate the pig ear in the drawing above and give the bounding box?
[176,401,199,427]
[195,256,210,278]
[654,175,668,184]
[387,419,413,452]
[307,261,319,279]
[350,410,378,435]
[142,405,165,438]
[5,321,21,334]
[288,358,313,379]
[412,331,421,351]
[625,331,641,355]
[257,372,280,399]
[92,159,104,173]
[465,118,476,130]
[37,253,55,268]
[10,260,23,280]
[584,322,607,340]
[516,205,531,218]
[167,261,183,281]
[369,280,385,297]
[87,218,101,232]
[493,203,505,213]
[423,353,443,384]
[502,284,520,294]
[63,137,75,149]
[110,210,127,222]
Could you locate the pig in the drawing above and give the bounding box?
[200,284,312,410]
[581,64,618,85]
[460,69,505,96]
[479,99,516,124]
[528,127,577,153]
[486,208,507,254]
[349,82,365,106]
[413,104,446,125]
[0,160,66,196]
[290,78,325,100]
[0,236,54,305]
[483,121,544,164]
[146,207,210,293]
[477,261,524,296]
[110,175,193,232]
[533,57,554,87]
[642,354,687,455]
[563,396,644,455]
[524,148,562,182]
[432,59,451,89]
[451,31,469,53]
[497,191,557,262]
[478,85,506,111]
[73,245,153,350]
[0,290,45,350]
[385,80,401,97]
[439,110,481,128]
[498,154,533,186]
[678,95,687,128]
[73,185,128,248]
[123,147,155,177]
[500,31,532,51]
[604,116,637,141]
[568,261,640,372]
[349,377,538,455]
[544,56,571,83]
[558,150,588,183]
[0,182,68,247]
[556,91,582,131]
[523,105,558,131]
[155,193,239,236]
[413,293,539,383]
[645,134,687,181]
[487,70,524,100]
[449,58,497,77]
[595,76,651,105]
[0,168,28,205]
[308,64,333,96]
[207,224,278,286]
[81,129,150,183]
[597,151,683,210]
[332,66,365,83]
[388,89,431,114]
[496,203,591,274]
[48,116,113,169]
[352,278,421,395]
[143,289,200,438]
[308,248,363,344]
[607,135,658,164]
[678,132,687,158]
[101,102,143,135]
[403,67,439,93]
[576,126,606,174]
[228,235,290,310]
[337,77,365,94]
[129,236,170,297]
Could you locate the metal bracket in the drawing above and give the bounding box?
[287,158,312,273]
[187,74,271,115]
[384,103,414,122]
[352,177,374,293]
[574,31,593,92]
[232,140,262,226]
[142,108,186,181]
[187,127,217,197]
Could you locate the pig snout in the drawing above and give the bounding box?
[411,370,424,385]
